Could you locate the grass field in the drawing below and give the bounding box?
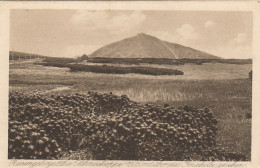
[9,59,252,160]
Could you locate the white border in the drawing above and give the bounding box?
[0,1,259,168]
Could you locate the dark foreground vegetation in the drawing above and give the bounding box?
[37,61,184,76]
[31,55,254,76]
[35,56,252,76]
[68,64,184,76]
[9,91,247,160]
[10,50,252,66]
[85,57,252,65]
[41,57,80,64]
[249,70,252,80]
[38,57,252,66]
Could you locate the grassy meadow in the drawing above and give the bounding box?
[9,59,252,160]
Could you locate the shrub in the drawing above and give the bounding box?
[245,113,252,119]
[9,91,247,160]
[249,70,252,80]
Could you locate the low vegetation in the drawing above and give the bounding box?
[38,61,184,76]
[30,56,251,76]
[68,64,184,76]
[9,59,252,160]
[84,57,252,65]
[42,57,79,64]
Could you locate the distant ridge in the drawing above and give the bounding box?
[9,51,48,60]
[90,33,220,59]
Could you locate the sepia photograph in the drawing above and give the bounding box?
[7,7,254,162]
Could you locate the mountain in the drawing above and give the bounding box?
[90,33,220,59]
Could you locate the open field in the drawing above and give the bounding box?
[9,59,252,160]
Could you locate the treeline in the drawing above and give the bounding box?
[85,57,252,65]
[35,56,252,76]
[9,51,47,60]
[68,64,184,76]
[38,61,184,76]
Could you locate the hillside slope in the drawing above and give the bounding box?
[90,33,220,59]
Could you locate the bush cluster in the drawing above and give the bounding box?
[68,64,184,76]
[9,91,246,160]
[37,62,184,76]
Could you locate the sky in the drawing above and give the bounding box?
[10,10,252,58]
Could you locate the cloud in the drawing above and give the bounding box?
[70,10,146,34]
[70,10,109,28]
[204,20,215,29]
[150,30,251,59]
[230,33,247,45]
[205,32,251,58]
[175,24,199,42]
[147,24,199,48]
[207,45,252,59]
[218,33,251,58]
[109,12,146,34]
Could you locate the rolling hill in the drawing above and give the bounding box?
[90,33,220,59]
[9,51,48,60]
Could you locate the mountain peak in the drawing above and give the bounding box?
[136,32,148,37]
[90,33,220,59]
[136,32,154,38]
[137,32,144,35]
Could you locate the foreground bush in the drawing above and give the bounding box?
[9,91,246,160]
